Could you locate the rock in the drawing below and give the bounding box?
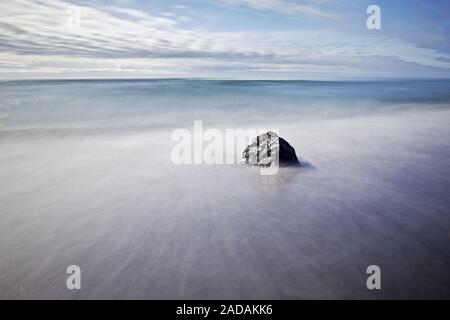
[242,131,301,167]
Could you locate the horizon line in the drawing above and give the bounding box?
[2,76,450,82]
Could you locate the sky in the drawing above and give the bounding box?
[0,0,450,79]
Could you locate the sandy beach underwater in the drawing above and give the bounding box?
[0,79,449,299]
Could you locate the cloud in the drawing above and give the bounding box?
[172,4,189,10]
[0,0,449,79]
[219,0,338,19]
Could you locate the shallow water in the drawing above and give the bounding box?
[0,80,449,299]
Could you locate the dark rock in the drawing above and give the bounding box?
[242,131,301,168]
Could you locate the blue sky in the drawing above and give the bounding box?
[1,0,449,79]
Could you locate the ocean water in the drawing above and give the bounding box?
[0,79,449,299]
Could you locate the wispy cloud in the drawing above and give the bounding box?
[0,0,449,79]
[219,0,338,19]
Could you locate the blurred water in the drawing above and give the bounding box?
[2,79,450,129]
[0,79,449,299]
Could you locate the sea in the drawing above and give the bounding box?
[0,79,449,298]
